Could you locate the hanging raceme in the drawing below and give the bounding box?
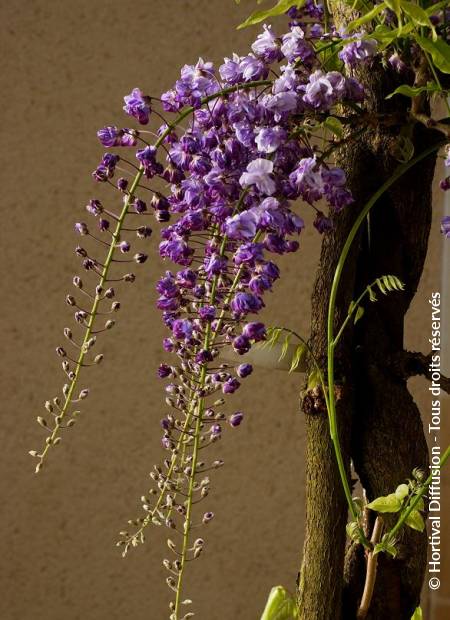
[32,0,450,617]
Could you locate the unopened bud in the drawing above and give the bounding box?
[94,354,104,364]
[123,273,136,282]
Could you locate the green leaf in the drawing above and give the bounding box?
[415,35,450,74]
[346,521,360,542]
[289,343,306,373]
[354,306,365,324]
[260,586,299,620]
[367,285,377,302]
[401,1,433,29]
[367,493,402,513]
[307,369,321,391]
[405,509,425,532]
[264,327,283,349]
[238,0,302,29]
[278,333,291,361]
[386,83,440,99]
[347,3,385,32]
[411,607,423,620]
[395,483,409,501]
[385,0,401,19]
[414,497,425,512]
[323,116,344,138]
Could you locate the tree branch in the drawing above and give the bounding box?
[388,350,450,395]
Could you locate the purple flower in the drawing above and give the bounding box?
[263,91,298,114]
[222,377,241,394]
[75,222,88,236]
[119,241,130,253]
[281,27,314,65]
[229,412,244,427]
[441,216,450,238]
[86,199,103,216]
[232,335,251,355]
[172,319,193,340]
[314,211,333,234]
[136,146,163,178]
[388,52,407,74]
[251,25,282,63]
[303,71,335,110]
[243,322,266,341]
[230,293,264,316]
[339,38,377,66]
[157,272,179,298]
[123,88,152,124]
[97,126,122,147]
[196,349,213,364]
[237,364,253,378]
[199,305,216,321]
[234,242,265,266]
[219,54,243,84]
[290,157,324,202]
[224,210,258,240]
[239,55,268,81]
[240,158,276,195]
[158,364,172,378]
[255,126,287,154]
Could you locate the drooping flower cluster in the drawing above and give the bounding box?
[32,1,450,617]
[33,6,372,616]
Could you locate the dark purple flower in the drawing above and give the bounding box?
[441,216,450,238]
[229,412,244,427]
[99,218,110,231]
[157,272,178,298]
[196,349,213,364]
[158,364,172,378]
[243,322,266,341]
[172,319,193,340]
[222,377,241,394]
[118,241,130,253]
[123,88,152,124]
[224,210,258,240]
[75,222,88,236]
[133,198,147,214]
[232,335,251,355]
[199,305,216,321]
[86,199,103,216]
[313,211,333,234]
[230,293,264,315]
[237,364,253,378]
[136,146,163,178]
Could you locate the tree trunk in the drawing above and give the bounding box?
[297,8,440,616]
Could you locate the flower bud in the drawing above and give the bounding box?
[73,276,83,289]
[134,253,148,264]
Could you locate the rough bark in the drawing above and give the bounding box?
[297,7,441,617]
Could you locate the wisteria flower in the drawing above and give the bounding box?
[239,158,276,195]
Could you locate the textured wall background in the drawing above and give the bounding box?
[0,1,447,618]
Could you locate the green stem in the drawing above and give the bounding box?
[326,139,445,535]
[37,166,144,470]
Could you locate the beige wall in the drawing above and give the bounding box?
[0,1,447,618]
